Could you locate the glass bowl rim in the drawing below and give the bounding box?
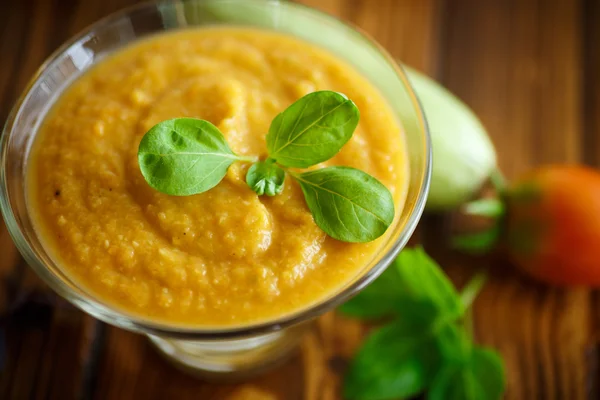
[0,0,432,339]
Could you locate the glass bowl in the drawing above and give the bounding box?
[0,0,431,378]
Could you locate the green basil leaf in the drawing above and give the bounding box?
[266,91,359,168]
[138,118,244,196]
[343,302,442,400]
[339,247,463,318]
[428,365,472,400]
[434,323,471,364]
[246,160,285,196]
[337,262,404,319]
[428,347,505,400]
[292,166,394,243]
[469,348,506,399]
[391,247,463,318]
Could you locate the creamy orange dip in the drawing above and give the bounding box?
[27,28,408,326]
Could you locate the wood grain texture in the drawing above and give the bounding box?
[584,0,600,396]
[0,0,597,399]
[440,1,592,399]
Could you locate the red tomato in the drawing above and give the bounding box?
[505,165,600,286]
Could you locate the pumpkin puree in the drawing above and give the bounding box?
[27,28,408,326]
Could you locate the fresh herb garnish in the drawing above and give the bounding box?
[138,118,256,196]
[266,91,359,168]
[245,159,285,197]
[137,91,394,243]
[340,247,506,400]
[292,167,395,243]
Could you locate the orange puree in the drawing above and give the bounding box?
[27,28,408,326]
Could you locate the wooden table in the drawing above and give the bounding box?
[1,0,598,398]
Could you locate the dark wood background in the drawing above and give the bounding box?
[1,0,599,398]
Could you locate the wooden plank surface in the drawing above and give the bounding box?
[0,0,597,399]
[439,1,592,400]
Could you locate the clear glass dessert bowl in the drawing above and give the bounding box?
[0,0,431,378]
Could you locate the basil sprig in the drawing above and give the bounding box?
[138,91,395,243]
[341,247,506,400]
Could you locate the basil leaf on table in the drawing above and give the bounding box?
[340,247,463,318]
[246,160,285,196]
[337,261,404,319]
[138,118,250,196]
[391,247,464,317]
[428,347,506,400]
[344,302,476,400]
[434,323,471,364]
[291,166,394,243]
[266,91,359,168]
[340,247,505,399]
[468,348,505,399]
[343,302,442,400]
